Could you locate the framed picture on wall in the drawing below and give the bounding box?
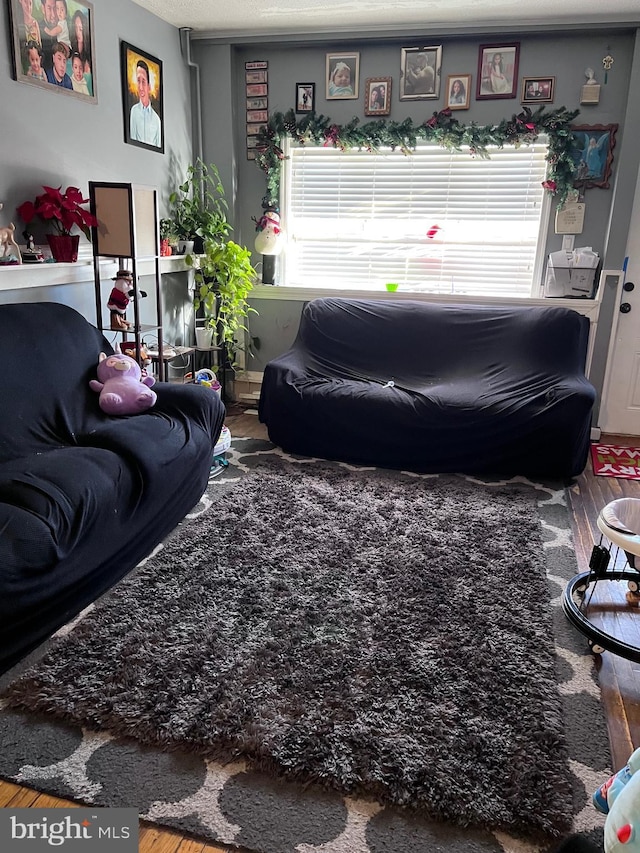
[296,82,315,113]
[400,46,442,100]
[120,41,164,153]
[446,74,471,110]
[364,77,391,116]
[476,43,519,99]
[8,0,97,103]
[570,124,619,189]
[326,52,359,100]
[521,76,555,104]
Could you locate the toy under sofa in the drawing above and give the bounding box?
[0,301,225,674]
[258,297,596,479]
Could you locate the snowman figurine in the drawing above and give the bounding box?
[254,209,283,256]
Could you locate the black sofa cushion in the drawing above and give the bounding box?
[259,297,596,479]
[0,302,225,673]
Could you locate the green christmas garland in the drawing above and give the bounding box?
[254,105,580,209]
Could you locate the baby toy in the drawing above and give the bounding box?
[594,747,640,853]
[89,352,156,416]
[557,748,640,853]
[107,269,147,331]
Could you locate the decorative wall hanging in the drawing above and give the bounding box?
[326,53,359,100]
[253,105,580,209]
[476,43,519,100]
[246,60,268,160]
[521,77,555,104]
[364,77,391,116]
[400,46,442,100]
[570,124,618,189]
[8,0,97,103]
[446,75,471,110]
[295,83,315,114]
[120,41,163,153]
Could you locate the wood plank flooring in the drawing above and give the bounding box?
[1,415,639,852]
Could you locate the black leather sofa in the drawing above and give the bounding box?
[259,297,596,479]
[0,301,225,673]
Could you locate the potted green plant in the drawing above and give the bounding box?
[17,185,97,262]
[187,238,257,369]
[169,159,231,252]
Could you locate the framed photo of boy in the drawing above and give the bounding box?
[446,74,471,110]
[121,41,164,153]
[364,77,391,116]
[521,76,555,104]
[570,124,618,189]
[295,82,315,113]
[8,0,97,103]
[326,53,359,100]
[400,46,442,100]
[476,43,519,99]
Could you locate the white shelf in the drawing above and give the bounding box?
[0,253,190,292]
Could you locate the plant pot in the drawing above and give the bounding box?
[195,327,214,348]
[192,235,205,254]
[47,234,80,263]
[177,240,195,255]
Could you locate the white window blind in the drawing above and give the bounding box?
[283,140,550,296]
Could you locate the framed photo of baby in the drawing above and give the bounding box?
[326,53,359,100]
[8,0,97,103]
[476,43,519,100]
[364,77,391,116]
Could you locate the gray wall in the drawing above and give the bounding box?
[0,0,194,333]
[194,28,640,412]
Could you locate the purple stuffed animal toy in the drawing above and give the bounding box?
[90,352,157,416]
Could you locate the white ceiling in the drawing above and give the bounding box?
[131,0,640,39]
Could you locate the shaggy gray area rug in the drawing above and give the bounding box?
[0,440,610,853]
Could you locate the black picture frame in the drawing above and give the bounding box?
[295,82,315,113]
[521,76,555,104]
[8,0,97,103]
[571,124,619,189]
[120,40,164,153]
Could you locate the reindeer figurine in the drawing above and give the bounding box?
[0,204,22,264]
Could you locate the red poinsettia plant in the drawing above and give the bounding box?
[17,185,97,240]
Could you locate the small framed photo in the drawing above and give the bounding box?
[8,0,97,103]
[296,82,315,113]
[246,70,267,84]
[476,43,520,99]
[326,52,359,100]
[364,77,391,116]
[247,109,268,124]
[571,124,619,189]
[246,83,268,97]
[446,74,471,110]
[121,41,163,152]
[247,97,267,110]
[245,61,267,70]
[400,46,442,100]
[521,76,555,104]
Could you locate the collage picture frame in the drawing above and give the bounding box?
[8,0,97,103]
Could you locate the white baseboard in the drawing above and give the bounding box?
[591,426,602,441]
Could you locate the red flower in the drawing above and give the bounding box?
[17,185,98,240]
[542,180,557,192]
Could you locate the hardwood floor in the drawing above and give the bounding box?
[2,416,639,852]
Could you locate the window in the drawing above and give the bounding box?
[282,139,550,297]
